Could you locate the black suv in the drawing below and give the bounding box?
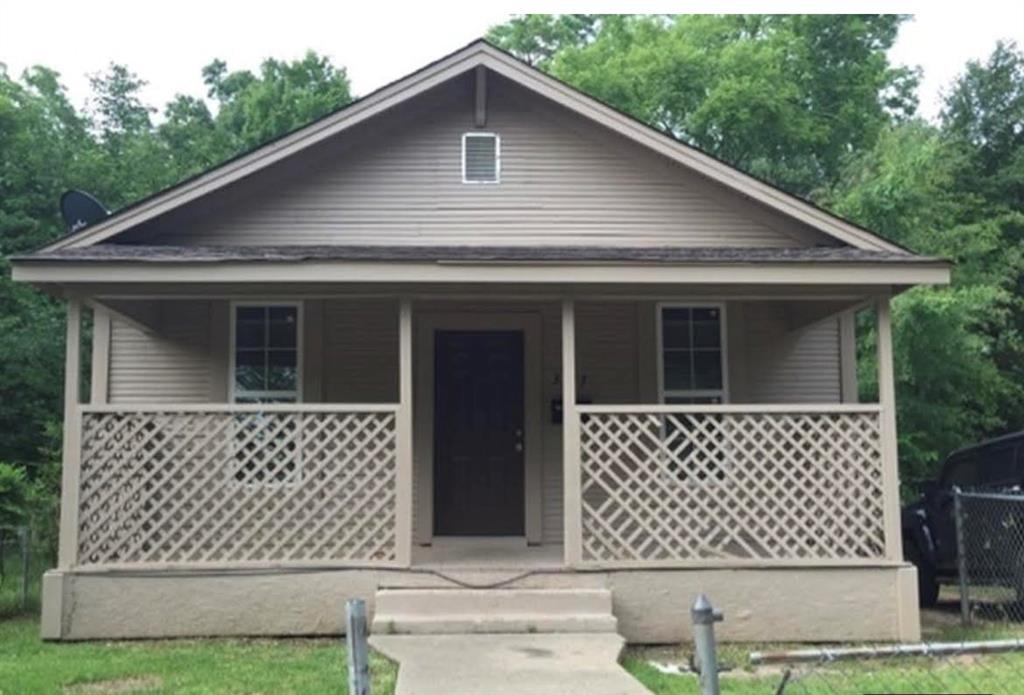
[902,430,1024,606]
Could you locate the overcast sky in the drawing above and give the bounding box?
[2,2,1022,122]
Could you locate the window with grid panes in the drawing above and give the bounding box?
[659,305,727,482]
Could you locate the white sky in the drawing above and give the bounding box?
[1,2,1022,122]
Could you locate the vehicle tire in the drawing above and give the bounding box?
[905,539,940,607]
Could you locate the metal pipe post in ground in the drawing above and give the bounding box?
[691,594,724,695]
[346,598,371,695]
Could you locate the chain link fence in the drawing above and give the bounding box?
[955,488,1024,626]
[637,590,1024,694]
[751,640,1024,694]
[0,525,33,616]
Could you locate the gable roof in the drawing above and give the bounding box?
[39,39,906,254]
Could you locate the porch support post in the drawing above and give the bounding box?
[395,298,414,567]
[562,299,582,566]
[839,310,858,404]
[58,298,83,569]
[876,294,903,561]
[90,307,111,404]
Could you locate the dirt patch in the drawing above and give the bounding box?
[64,676,163,694]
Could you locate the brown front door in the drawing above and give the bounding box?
[433,330,525,536]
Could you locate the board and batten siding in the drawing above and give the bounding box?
[103,298,844,545]
[129,75,832,249]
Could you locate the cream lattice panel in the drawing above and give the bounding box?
[578,409,886,564]
[76,408,398,566]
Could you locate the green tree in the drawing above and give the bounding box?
[490,14,918,196]
[0,50,353,481]
[487,14,603,67]
[203,51,353,151]
[940,41,1024,429]
[826,122,1019,480]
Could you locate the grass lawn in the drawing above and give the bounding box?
[621,605,1024,695]
[3,593,1022,694]
[622,644,1024,694]
[0,617,397,694]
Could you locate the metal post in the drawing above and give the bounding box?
[346,598,371,695]
[954,487,971,626]
[691,594,723,695]
[19,526,30,611]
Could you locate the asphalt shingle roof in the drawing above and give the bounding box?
[13,244,942,265]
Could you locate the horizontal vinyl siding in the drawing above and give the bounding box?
[739,305,842,403]
[149,76,825,249]
[321,299,399,403]
[108,301,213,403]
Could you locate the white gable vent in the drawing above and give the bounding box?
[462,132,500,183]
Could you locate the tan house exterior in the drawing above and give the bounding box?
[12,40,950,643]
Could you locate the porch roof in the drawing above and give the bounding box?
[10,243,951,290]
[13,243,943,265]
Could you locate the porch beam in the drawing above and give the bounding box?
[89,290,889,302]
[562,299,582,566]
[58,299,83,569]
[876,294,903,561]
[13,260,952,286]
[395,298,414,566]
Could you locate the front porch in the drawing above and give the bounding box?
[41,288,919,642]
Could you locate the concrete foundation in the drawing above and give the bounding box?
[40,564,920,643]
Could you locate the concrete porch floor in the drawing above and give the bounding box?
[412,537,565,570]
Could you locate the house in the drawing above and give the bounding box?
[11,40,949,643]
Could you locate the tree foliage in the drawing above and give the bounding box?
[490,14,919,196]
[0,52,352,538]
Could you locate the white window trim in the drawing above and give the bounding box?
[228,300,304,403]
[655,301,730,404]
[462,132,501,184]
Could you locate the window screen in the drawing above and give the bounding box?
[463,133,500,183]
[233,304,300,403]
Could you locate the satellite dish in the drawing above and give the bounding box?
[60,190,109,233]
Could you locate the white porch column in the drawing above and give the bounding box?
[562,299,582,566]
[58,299,83,569]
[395,298,414,566]
[876,294,903,561]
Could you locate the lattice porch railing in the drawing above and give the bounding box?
[74,404,400,567]
[575,404,889,566]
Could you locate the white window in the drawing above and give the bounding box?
[462,132,500,183]
[657,304,729,484]
[657,304,728,404]
[230,302,302,403]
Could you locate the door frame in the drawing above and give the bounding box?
[414,312,543,545]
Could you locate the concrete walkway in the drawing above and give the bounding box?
[370,633,651,695]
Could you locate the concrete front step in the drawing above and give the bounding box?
[371,588,618,635]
